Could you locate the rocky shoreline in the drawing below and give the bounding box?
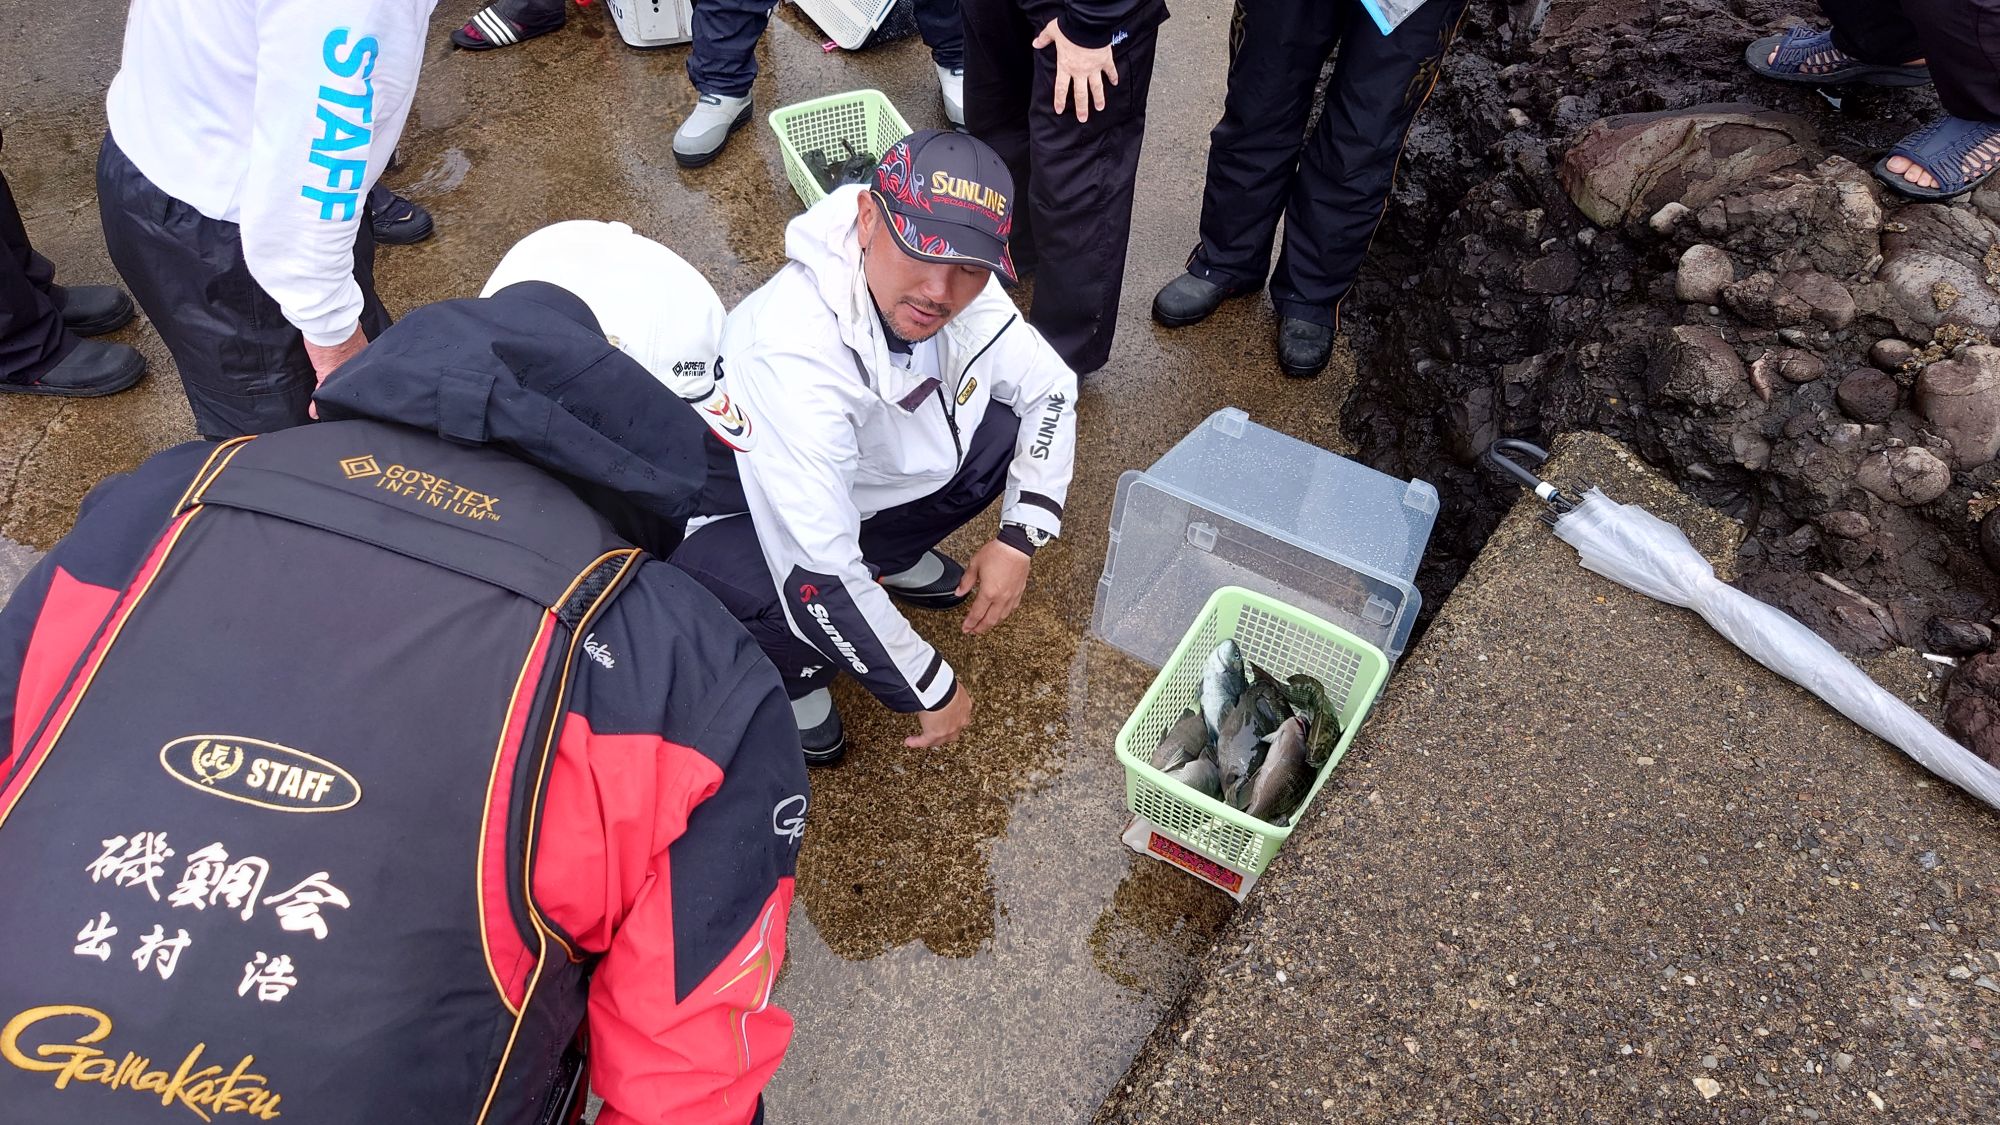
[1338,0,2000,759]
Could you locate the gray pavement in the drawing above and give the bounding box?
[1097,432,2000,1124]
[0,1,1367,1120]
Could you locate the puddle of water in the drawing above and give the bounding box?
[762,633,1231,1124]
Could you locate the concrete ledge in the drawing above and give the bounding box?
[1095,432,2000,1122]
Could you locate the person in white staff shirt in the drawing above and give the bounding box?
[671,130,1078,766]
[96,0,438,439]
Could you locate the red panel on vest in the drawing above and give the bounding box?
[11,567,120,758]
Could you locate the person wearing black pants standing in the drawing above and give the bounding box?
[1747,0,2000,198]
[0,131,145,398]
[1152,0,1469,377]
[963,0,1167,375]
[97,0,432,439]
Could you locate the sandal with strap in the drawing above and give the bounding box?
[451,3,565,50]
[1744,26,1930,86]
[1874,114,2000,200]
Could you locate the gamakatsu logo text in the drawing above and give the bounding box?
[339,456,500,523]
[2,1003,286,1120]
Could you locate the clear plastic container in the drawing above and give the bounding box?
[1090,408,1438,667]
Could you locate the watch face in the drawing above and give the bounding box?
[1025,527,1052,547]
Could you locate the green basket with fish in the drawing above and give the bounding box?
[769,89,913,209]
[1115,586,1390,882]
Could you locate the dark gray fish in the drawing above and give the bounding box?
[1152,708,1211,772]
[1199,639,1246,738]
[1216,695,1267,810]
[1243,716,1310,823]
[1243,678,1289,737]
[1164,756,1221,799]
[1283,673,1343,767]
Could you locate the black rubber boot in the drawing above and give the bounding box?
[1,338,145,398]
[795,690,848,768]
[55,285,135,336]
[1276,318,1333,378]
[1152,271,1255,328]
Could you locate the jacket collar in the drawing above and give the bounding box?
[789,185,1012,414]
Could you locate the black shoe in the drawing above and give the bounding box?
[2,339,145,398]
[1277,318,1334,378]
[54,285,134,337]
[882,550,969,610]
[1152,271,1255,328]
[369,186,434,245]
[798,698,847,768]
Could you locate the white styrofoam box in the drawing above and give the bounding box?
[605,0,692,47]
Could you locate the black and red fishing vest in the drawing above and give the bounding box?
[0,418,641,1123]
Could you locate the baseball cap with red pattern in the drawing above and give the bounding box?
[869,129,1017,283]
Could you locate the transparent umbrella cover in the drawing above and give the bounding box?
[1488,441,2000,812]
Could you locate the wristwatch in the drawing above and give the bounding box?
[1001,521,1053,557]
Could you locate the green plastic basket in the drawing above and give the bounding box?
[1115,586,1390,879]
[768,89,913,209]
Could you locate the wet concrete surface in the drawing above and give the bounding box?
[0,1,1376,1120]
[1099,432,2000,1123]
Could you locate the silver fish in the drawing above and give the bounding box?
[1164,755,1221,799]
[1243,716,1310,823]
[1216,695,1267,809]
[1199,639,1246,737]
[1152,708,1211,772]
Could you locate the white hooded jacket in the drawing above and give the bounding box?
[708,185,1078,712]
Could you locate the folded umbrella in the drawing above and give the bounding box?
[1489,440,2000,811]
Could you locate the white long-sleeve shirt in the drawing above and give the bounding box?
[706,186,1078,713]
[106,0,437,346]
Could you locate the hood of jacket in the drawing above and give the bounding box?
[785,184,1017,411]
[313,281,708,527]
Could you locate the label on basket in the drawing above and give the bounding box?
[1147,832,1243,894]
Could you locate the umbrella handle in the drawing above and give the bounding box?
[1484,439,1570,510]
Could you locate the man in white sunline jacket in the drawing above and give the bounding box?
[671,129,1077,766]
[96,0,438,438]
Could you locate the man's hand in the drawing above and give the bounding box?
[907,684,973,749]
[304,325,368,419]
[1033,19,1118,123]
[957,538,1031,636]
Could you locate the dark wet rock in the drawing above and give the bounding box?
[1723,270,1854,330]
[1819,510,1872,540]
[1927,616,1995,657]
[1882,203,1998,264]
[1835,370,1901,422]
[1559,105,1816,230]
[1854,446,1951,506]
[1914,346,2000,468]
[1946,653,2000,765]
[1654,325,1751,409]
[1521,248,1581,294]
[1983,509,2000,571]
[1676,244,1733,304]
[1761,347,1825,384]
[1869,338,1917,371]
[1706,163,1883,276]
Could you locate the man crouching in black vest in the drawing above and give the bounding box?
[0,221,806,1125]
